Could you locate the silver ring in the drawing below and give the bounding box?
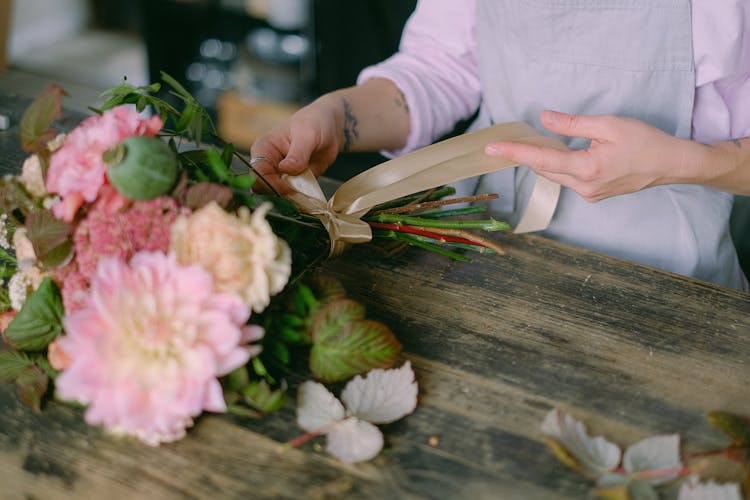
[249,156,273,167]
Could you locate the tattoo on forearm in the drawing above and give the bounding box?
[732,137,747,149]
[341,98,359,152]
[395,88,410,116]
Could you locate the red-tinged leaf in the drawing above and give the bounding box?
[16,365,49,411]
[310,318,402,383]
[20,85,67,152]
[309,299,365,343]
[25,210,73,268]
[184,182,233,210]
[309,275,347,307]
[707,411,750,447]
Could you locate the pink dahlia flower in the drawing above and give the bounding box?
[55,251,263,445]
[46,106,162,221]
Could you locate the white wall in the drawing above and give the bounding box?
[8,0,90,58]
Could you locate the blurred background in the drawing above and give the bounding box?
[0,0,416,178]
[1,0,748,274]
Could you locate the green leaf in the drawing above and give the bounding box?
[309,300,402,383]
[293,283,319,317]
[5,278,64,351]
[160,71,216,141]
[242,379,286,413]
[160,71,192,100]
[271,341,290,365]
[224,366,250,393]
[279,327,303,343]
[175,102,196,134]
[0,349,34,381]
[0,170,38,225]
[20,84,67,152]
[309,299,365,342]
[626,480,658,500]
[205,147,229,181]
[0,246,18,279]
[708,411,750,447]
[16,365,49,412]
[226,404,263,419]
[229,173,256,190]
[221,143,235,167]
[25,210,73,268]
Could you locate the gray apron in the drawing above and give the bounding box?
[460,0,744,289]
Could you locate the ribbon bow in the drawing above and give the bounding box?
[284,170,373,256]
[283,122,568,257]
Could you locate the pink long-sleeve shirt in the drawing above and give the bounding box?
[359,1,750,156]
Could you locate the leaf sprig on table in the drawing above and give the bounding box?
[542,408,750,500]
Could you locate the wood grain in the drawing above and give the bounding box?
[0,94,748,499]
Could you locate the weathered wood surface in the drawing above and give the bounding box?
[0,94,749,499]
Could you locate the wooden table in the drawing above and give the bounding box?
[1,94,749,499]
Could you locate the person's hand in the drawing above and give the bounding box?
[484,110,699,202]
[249,96,342,194]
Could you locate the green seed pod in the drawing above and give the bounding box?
[104,136,179,200]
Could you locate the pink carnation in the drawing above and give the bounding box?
[46,106,162,221]
[71,194,187,282]
[54,252,263,445]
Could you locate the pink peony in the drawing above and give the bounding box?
[54,251,263,445]
[46,106,162,221]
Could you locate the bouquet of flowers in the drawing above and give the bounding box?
[0,75,509,462]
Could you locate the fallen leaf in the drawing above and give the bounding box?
[541,408,621,478]
[295,362,418,463]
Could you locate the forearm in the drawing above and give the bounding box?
[314,77,411,153]
[679,136,750,195]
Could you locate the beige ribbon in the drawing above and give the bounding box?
[283,122,568,256]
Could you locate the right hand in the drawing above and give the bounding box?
[249,96,342,194]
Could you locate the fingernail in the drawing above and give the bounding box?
[542,110,559,125]
[485,144,504,156]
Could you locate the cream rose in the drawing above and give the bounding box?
[170,201,291,313]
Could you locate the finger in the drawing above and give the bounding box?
[540,110,614,141]
[279,128,318,175]
[485,142,591,177]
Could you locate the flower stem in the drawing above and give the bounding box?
[232,151,280,197]
[368,213,510,231]
[369,193,499,215]
[282,430,323,451]
[416,206,488,219]
[369,222,486,248]
[393,233,472,261]
[369,186,456,212]
[630,465,693,480]
[369,222,506,255]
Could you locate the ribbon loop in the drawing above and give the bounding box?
[283,171,372,256]
[282,123,568,256]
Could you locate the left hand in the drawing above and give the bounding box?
[484,110,696,202]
